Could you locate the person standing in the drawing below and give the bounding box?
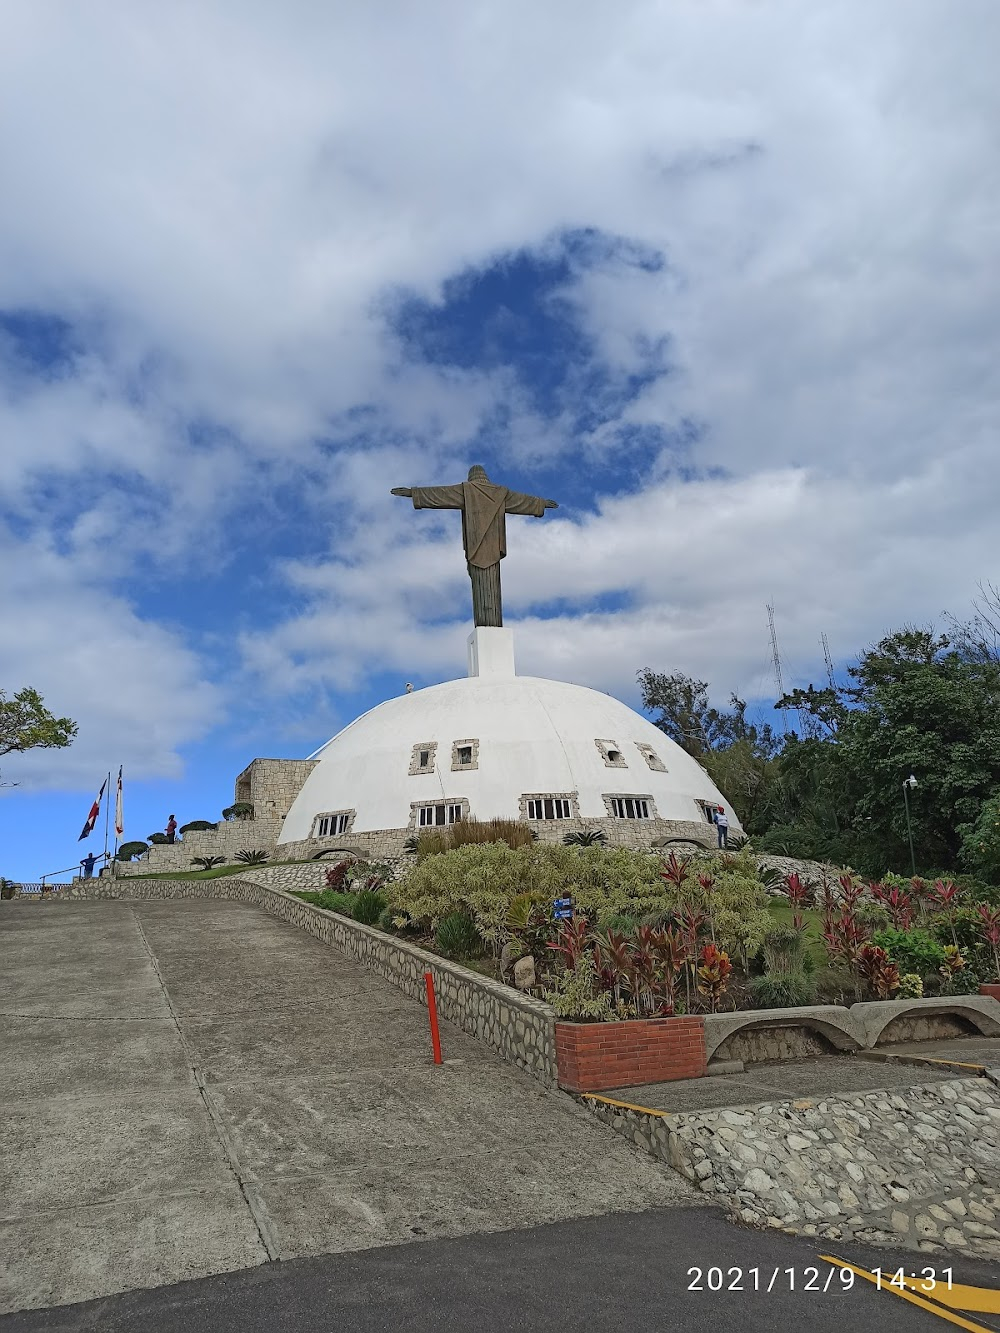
[166,814,177,844]
[80,851,97,879]
[714,806,729,849]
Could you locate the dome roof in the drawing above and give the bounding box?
[277,664,740,844]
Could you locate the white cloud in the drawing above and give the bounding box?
[0,0,998,766]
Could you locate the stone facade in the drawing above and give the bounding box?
[116,758,317,875]
[581,1077,1000,1258]
[275,815,721,863]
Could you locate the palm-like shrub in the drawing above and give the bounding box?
[435,910,485,959]
[235,849,268,865]
[562,829,607,847]
[352,890,386,926]
[191,856,226,871]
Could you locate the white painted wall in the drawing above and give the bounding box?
[278,674,741,843]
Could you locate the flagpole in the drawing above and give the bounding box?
[103,770,111,867]
[112,767,122,878]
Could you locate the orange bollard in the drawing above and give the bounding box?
[423,971,443,1064]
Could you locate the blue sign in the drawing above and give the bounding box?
[553,896,573,921]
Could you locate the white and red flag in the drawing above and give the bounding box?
[114,766,124,837]
[78,777,107,841]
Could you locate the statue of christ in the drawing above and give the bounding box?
[391,465,558,626]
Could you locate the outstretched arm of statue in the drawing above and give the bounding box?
[406,484,466,511]
[504,488,559,516]
[390,487,413,497]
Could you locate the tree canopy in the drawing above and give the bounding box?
[0,687,78,758]
[638,621,1000,880]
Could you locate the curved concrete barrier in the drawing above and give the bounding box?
[852,995,1000,1047]
[703,1006,863,1063]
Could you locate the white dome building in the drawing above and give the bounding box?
[275,627,741,860]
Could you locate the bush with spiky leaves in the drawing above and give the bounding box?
[191,856,226,871]
[352,890,386,926]
[235,849,269,865]
[435,911,485,959]
[562,829,607,847]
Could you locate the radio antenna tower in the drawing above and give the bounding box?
[821,632,836,690]
[767,603,788,734]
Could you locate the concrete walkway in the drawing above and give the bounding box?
[0,900,695,1315]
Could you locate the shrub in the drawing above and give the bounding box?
[352,890,386,926]
[562,829,607,847]
[760,926,805,975]
[116,841,148,861]
[346,861,392,891]
[930,907,988,953]
[434,911,485,959]
[325,861,351,890]
[179,820,217,834]
[235,849,269,865]
[749,973,816,1008]
[148,833,168,844]
[390,841,668,947]
[871,927,946,979]
[544,955,614,1020]
[191,856,226,871]
[290,889,357,914]
[813,965,860,1004]
[222,802,254,821]
[898,973,923,998]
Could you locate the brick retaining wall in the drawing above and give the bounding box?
[555,1016,707,1092]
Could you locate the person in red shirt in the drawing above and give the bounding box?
[166,814,177,844]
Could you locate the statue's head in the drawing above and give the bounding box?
[468,464,490,481]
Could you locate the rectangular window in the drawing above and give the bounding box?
[419,750,430,768]
[456,746,473,765]
[610,797,650,820]
[317,813,350,837]
[418,803,464,827]
[526,797,572,820]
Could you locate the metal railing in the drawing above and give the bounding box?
[39,855,110,886]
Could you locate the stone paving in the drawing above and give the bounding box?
[0,899,696,1316]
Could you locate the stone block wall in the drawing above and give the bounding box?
[555,1016,706,1092]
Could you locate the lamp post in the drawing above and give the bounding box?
[902,775,918,875]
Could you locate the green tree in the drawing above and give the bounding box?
[957,792,1000,884]
[0,687,78,757]
[778,628,1000,872]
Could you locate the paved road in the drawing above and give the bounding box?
[1,900,695,1315]
[3,1207,999,1333]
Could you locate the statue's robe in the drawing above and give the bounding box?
[409,480,548,569]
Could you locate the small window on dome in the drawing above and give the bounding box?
[595,739,628,768]
[313,810,355,838]
[603,794,656,820]
[519,791,580,821]
[411,799,468,828]
[635,742,666,772]
[451,738,479,771]
[408,742,438,776]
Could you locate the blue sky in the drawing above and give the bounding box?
[2,1,1000,881]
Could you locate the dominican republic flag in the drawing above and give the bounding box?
[114,766,124,837]
[78,778,108,840]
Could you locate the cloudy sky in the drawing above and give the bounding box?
[2,1,998,879]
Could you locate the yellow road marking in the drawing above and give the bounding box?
[579,1093,668,1117]
[820,1255,1000,1331]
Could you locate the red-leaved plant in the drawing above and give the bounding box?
[783,872,811,931]
[930,879,964,948]
[857,943,901,999]
[696,943,732,1013]
[324,860,351,891]
[870,881,915,930]
[976,904,1000,982]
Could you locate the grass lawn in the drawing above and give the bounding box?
[765,897,828,967]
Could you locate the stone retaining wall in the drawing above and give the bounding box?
[44,875,559,1086]
[583,1076,1000,1259]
